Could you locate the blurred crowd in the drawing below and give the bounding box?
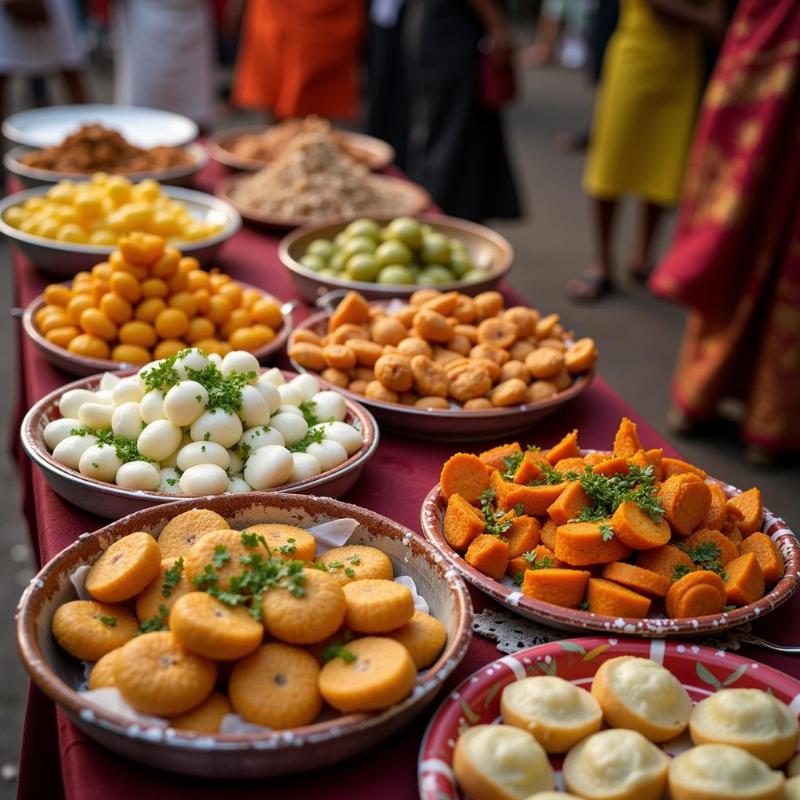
[1,0,799,457]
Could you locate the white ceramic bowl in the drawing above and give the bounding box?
[21,369,379,518]
[0,184,240,276]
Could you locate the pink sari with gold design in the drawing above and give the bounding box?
[650,0,800,453]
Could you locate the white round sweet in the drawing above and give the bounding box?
[311,421,362,455]
[237,385,269,427]
[221,350,259,381]
[668,744,784,800]
[269,413,308,447]
[111,402,144,442]
[304,439,348,471]
[78,444,123,482]
[174,348,211,380]
[277,382,304,407]
[99,372,120,392]
[261,367,285,387]
[44,418,81,450]
[163,380,208,427]
[276,404,303,417]
[177,441,231,471]
[58,388,97,419]
[254,376,281,414]
[52,433,98,469]
[453,725,554,800]
[77,401,114,430]
[94,390,114,405]
[289,373,320,400]
[160,432,191,468]
[179,463,229,496]
[136,360,161,390]
[238,425,285,454]
[140,389,167,423]
[243,445,293,489]
[158,467,182,494]
[226,475,252,494]
[311,391,347,423]
[138,420,182,462]
[115,460,160,491]
[228,450,244,474]
[563,729,669,800]
[111,377,144,405]
[190,409,243,448]
[289,452,322,483]
[208,352,222,366]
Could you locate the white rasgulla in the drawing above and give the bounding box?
[277,383,304,407]
[261,367,285,387]
[276,405,303,417]
[269,413,308,446]
[304,439,348,471]
[254,375,281,414]
[177,441,231,471]
[94,390,114,405]
[226,475,252,493]
[174,348,211,380]
[116,460,160,491]
[238,425,285,454]
[138,420,182,461]
[44,417,80,450]
[160,433,191,468]
[136,360,161,390]
[310,421,362,455]
[111,377,144,405]
[111,402,143,441]
[289,452,321,482]
[228,450,244,474]
[58,388,97,419]
[237,385,269,427]
[243,445,293,489]
[289,373,320,401]
[310,391,347,423]
[163,380,208,427]
[52,433,98,469]
[99,372,120,392]
[140,389,167,423]
[221,350,260,381]
[179,463,229,496]
[158,467,182,494]
[78,401,113,430]
[78,444,123,482]
[190,409,243,448]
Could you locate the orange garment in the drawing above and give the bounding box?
[233,0,364,120]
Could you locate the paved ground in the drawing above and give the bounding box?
[1,64,798,799]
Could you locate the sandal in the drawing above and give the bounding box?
[566,272,613,302]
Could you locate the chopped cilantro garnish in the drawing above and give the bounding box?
[512,572,524,586]
[500,451,525,480]
[203,431,211,441]
[672,563,693,581]
[348,554,361,565]
[240,530,268,549]
[161,558,184,597]
[575,464,664,522]
[71,426,152,464]
[522,551,554,570]
[138,605,169,633]
[213,545,230,568]
[288,426,326,453]
[298,400,320,427]
[599,523,614,542]
[579,600,590,611]
[478,488,516,537]
[344,567,356,579]
[98,615,117,627]
[322,642,357,664]
[278,538,297,555]
[681,541,728,579]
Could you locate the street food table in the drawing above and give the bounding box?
[11,163,800,799]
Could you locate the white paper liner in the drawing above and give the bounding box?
[75,516,431,733]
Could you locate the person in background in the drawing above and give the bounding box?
[113,0,214,128]
[524,0,593,70]
[569,0,725,301]
[367,0,521,222]
[0,0,88,122]
[233,0,364,121]
[650,0,800,463]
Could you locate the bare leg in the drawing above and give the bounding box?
[59,68,88,104]
[567,196,617,301]
[523,15,564,68]
[630,200,664,280]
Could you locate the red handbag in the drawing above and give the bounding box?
[478,37,517,109]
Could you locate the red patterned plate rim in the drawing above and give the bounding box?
[418,636,800,800]
[419,462,800,637]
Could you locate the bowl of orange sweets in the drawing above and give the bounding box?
[420,417,799,637]
[288,289,597,441]
[0,176,240,274]
[16,493,472,777]
[22,233,291,376]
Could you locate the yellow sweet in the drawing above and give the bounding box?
[314,545,394,586]
[185,529,268,592]
[84,531,162,603]
[342,579,414,633]
[157,509,229,559]
[52,600,138,661]
[87,648,122,690]
[134,557,193,624]
[169,692,233,733]
[244,523,317,562]
[385,610,446,669]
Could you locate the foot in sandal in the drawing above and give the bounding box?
[566,269,613,302]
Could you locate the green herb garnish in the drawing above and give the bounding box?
[287,426,326,453]
[478,488,515,538]
[241,530,268,549]
[138,605,169,633]
[599,523,614,542]
[500,451,525,480]
[521,551,554,570]
[98,615,117,627]
[682,541,728,580]
[213,545,231,569]
[71,426,152,464]
[298,400,319,427]
[161,557,184,597]
[575,464,664,522]
[672,563,693,581]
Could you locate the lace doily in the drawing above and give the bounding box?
[473,608,754,654]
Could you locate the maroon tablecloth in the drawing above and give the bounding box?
[11,162,800,800]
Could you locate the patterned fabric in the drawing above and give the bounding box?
[650,0,800,452]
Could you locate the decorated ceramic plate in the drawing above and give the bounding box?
[418,636,800,799]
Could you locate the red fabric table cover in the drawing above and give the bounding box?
[11,163,800,800]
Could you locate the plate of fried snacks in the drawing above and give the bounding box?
[215,119,429,229]
[288,289,596,440]
[21,235,290,375]
[420,417,799,635]
[209,116,395,173]
[16,494,472,777]
[419,637,800,799]
[5,124,207,187]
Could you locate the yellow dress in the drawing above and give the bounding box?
[583,0,702,206]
